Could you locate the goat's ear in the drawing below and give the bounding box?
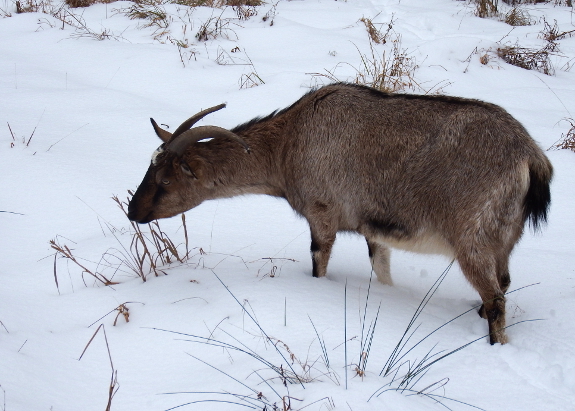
[181,158,209,184]
[150,118,172,143]
[180,161,198,179]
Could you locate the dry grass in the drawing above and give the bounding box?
[111,193,191,279]
[6,0,264,66]
[154,274,339,410]
[539,17,575,42]
[121,0,171,41]
[79,324,119,411]
[489,13,575,75]
[502,0,559,3]
[214,46,264,88]
[474,0,499,18]
[195,12,237,41]
[14,0,57,13]
[310,33,449,94]
[351,38,422,93]
[504,6,533,25]
[14,0,112,11]
[309,14,450,94]
[50,238,119,287]
[0,3,12,16]
[261,1,277,26]
[359,14,395,45]
[232,3,257,20]
[10,0,261,13]
[51,192,194,288]
[497,41,557,74]
[6,122,37,148]
[65,0,113,8]
[470,0,570,25]
[15,0,123,40]
[551,118,575,152]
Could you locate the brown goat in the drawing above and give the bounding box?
[128,83,552,345]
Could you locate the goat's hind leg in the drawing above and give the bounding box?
[458,250,508,345]
[366,238,392,285]
[478,254,512,320]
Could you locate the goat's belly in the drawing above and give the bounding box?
[373,231,455,257]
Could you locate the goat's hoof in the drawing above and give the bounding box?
[489,331,509,345]
[478,304,487,319]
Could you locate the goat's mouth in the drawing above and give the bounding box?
[134,216,154,224]
[127,208,155,224]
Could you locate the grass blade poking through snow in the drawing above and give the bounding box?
[380,260,455,378]
[78,324,119,411]
[212,270,305,388]
[308,316,330,370]
[369,270,543,408]
[354,269,382,379]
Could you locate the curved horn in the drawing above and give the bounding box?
[170,104,227,141]
[167,126,251,155]
[150,118,172,143]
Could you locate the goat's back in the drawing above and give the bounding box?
[273,83,551,243]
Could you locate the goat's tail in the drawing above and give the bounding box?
[524,153,553,232]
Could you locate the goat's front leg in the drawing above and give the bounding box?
[306,203,338,278]
[310,230,336,278]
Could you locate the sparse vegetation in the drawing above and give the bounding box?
[6,122,36,148]
[496,41,557,75]
[195,12,237,41]
[4,0,265,86]
[79,324,119,411]
[504,6,534,25]
[123,0,171,39]
[474,0,499,18]
[476,14,575,75]
[359,14,395,44]
[310,15,450,94]
[50,193,194,288]
[353,38,420,93]
[468,0,573,23]
[551,118,575,152]
[539,17,575,42]
[153,265,494,410]
[310,38,446,94]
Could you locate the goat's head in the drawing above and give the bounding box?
[127,104,250,224]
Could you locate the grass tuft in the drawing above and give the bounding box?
[352,38,420,93]
[50,237,120,286]
[196,12,237,41]
[474,0,499,18]
[496,41,557,75]
[50,192,193,289]
[551,118,575,152]
[504,6,533,26]
[539,17,575,42]
[359,14,395,45]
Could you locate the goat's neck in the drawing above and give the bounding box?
[203,124,287,199]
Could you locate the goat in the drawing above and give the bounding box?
[128,83,552,345]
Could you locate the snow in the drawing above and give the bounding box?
[1,0,575,410]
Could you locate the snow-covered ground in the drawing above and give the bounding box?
[1,0,575,410]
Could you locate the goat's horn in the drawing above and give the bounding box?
[167,125,251,155]
[170,104,227,141]
[150,118,172,143]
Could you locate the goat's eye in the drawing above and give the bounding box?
[161,179,170,186]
